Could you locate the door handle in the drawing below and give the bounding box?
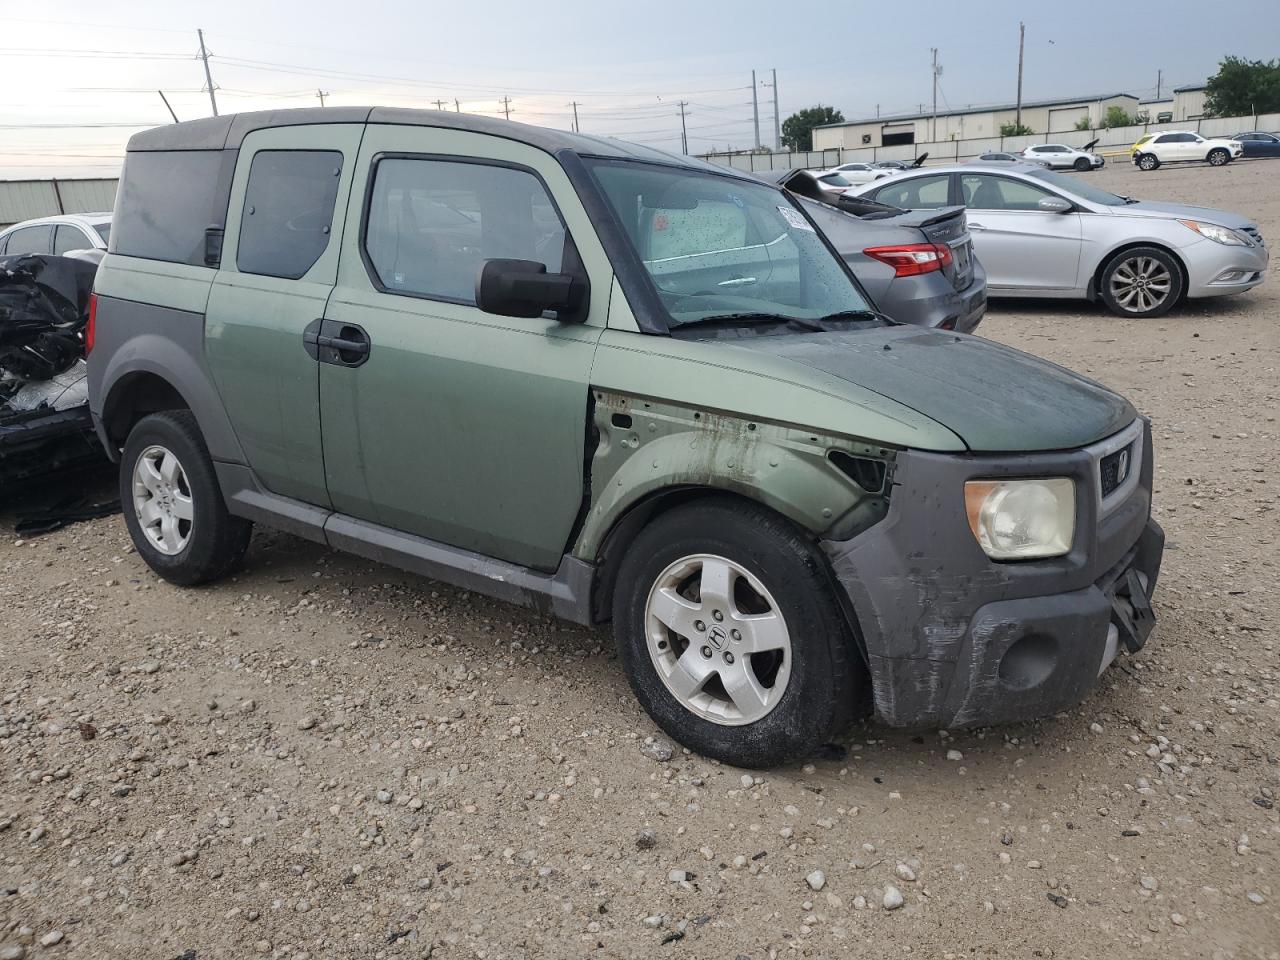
[303,319,372,367]
[316,334,370,355]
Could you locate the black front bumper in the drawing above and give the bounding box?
[822,421,1163,729]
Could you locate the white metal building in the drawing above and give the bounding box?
[812,93,1142,150]
[0,179,118,230]
[1172,84,1208,121]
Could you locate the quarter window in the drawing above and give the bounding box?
[364,158,566,304]
[237,150,342,279]
[961,175,1053,210]
[113,149,236,266]
[871,174,950,209]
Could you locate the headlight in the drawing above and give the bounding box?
[964,478,1075,560]
[1179,219,1250,246]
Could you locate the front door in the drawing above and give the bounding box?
[959,173,1082,292]
[205,123,365,506]
[319,125,613,571]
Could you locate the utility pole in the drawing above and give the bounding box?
[454,99,460,112]
[677,101,690,154]
[1015,21,1025,130]
[931,48,939,141]
[1156,68,1162,100]
[432,99,448,110]
[197,28,218,117]
[569,101,581,133]
[772,69,780,150]
[158,90,179,123]
[751,69,761,148]
[500,96,512,120]
[317,89,329,107]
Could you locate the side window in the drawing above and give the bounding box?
[364,158,566,305]
[961,175,1052,211]
[113,149,236,266]
[53,225,90,255]
[237,150,342,279]
[1153,134,1173,144]
[2,224,53,256]
[871,175,950,209]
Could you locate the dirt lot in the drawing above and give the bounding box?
[1,158,1277,960]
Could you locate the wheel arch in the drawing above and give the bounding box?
[101,370,194,455]
[1089,240,1189,303]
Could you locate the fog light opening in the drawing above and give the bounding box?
[997,633,1058,691]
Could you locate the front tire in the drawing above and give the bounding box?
[1207,148,1230,166]
[1099,246,1185,318]
[1137,153,1159,171]
[612,498,865,767]
[120,410,252,586]
[1074,156,1090,171]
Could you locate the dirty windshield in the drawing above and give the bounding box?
[588,159,873,330]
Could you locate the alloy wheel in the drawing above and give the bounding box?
[132,444,194,555]
[644,553,792,725]
[1108,256,1173,315]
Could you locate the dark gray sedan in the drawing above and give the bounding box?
[758,169,986,332]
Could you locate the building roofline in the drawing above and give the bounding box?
[814,92,1142,129]
[1173,84,1207,93]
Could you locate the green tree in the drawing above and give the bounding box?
[1204,56,1280,117]
[999,121,1034,137]
[1101,106,1136,128]
[781,106,844,152]
[1073,117,1093,132]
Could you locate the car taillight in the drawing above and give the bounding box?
[85,293,97,355]
[863,243,953,277]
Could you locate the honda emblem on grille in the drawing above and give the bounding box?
[1116,449,1130,485]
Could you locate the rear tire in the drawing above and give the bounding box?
[1207,148,1230,166]
[1073,157,1090,171]
[120,410,252,586]
[612,498,866,768]
[1099,246,1184,318]
[1137,153,1159,171]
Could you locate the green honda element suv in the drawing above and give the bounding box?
[86,108,1164,767]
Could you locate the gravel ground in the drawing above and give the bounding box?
[1,158,1276,960]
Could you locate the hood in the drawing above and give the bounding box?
[1110,199,1256,231]
[723,325,1135,452]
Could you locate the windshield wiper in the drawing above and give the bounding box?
[816,309,881,324]
[673,312,827,331]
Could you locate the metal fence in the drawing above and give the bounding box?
[701,111,1280,173]
[0,178,119,229]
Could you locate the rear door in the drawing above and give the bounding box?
[318,124,611,571]
[959,173,1081,291]
[204,123,364,506]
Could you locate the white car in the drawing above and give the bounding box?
[1019,143,1104,171]
[824,162,895,185]
[1133,131,1243,171]
[0,213,111,261]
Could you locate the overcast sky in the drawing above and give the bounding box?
[2,0,1278,179]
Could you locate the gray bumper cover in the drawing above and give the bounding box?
[822,422,1163,729]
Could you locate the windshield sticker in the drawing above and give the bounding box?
[777,206,814,232]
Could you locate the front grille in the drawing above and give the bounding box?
[1099,441,1135,498]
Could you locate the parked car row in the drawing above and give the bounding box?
[79,107,1166,767]
[852,162,1267,317]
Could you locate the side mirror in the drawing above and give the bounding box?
[1037,196,1073,214]
[475,258,588,321]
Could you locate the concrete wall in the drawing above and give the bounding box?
[710,110,1280,174]
[0,178,118,229]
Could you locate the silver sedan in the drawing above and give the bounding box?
[852,163,1268,317]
